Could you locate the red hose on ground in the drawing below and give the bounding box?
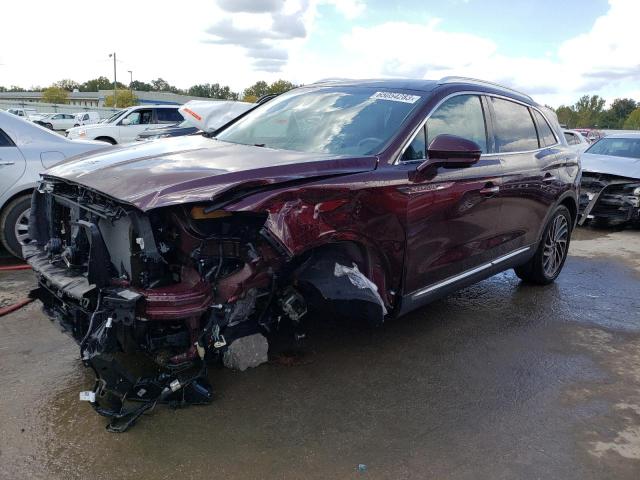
[0,264,31,271]
[0,297,34,317]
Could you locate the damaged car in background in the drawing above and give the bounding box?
[24,78,579,431]
[579,133,640,227]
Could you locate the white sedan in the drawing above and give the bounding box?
[38,112,77,131]
[0,111,111,257]
[563,129,590,154]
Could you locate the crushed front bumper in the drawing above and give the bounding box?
[579,172,640,225]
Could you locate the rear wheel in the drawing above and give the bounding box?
[0,195,32,259]
[514,205,571,285]
[44,123,53,130]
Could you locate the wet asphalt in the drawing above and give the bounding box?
[0,227,639,480]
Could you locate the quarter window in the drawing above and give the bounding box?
[491,97,539,152]
[401,126,426,160]
[0,128,15,147]
[564,132,579,145]
[426,95,487,153]
[532,110,557,147]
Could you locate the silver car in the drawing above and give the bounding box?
[0,111,110,257]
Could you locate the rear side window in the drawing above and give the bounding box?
[491,97,539,152]
[426,95,487,153]
[156,108,183,123]
[0,128,15,147]
[532,110,557,147]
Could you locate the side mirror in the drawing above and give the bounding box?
[121,118,131,126]
[417,134,482,173]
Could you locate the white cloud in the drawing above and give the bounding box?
[323,0,366,19]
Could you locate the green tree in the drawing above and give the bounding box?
[103,90,137,108]
[187,83,239,100]
[9,85,26,92]
[607,98,637,129]
[623,108,640,130]
[80,76,117,92]
[267,79,296,95]
[54,79,80,91]
[574,95,606,128]
[242,81,269,101]
[130,80,153,91]
[150,78,181,93]
[42,86,69,104]
[555,105,577,128]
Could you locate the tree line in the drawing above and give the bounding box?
[0,77,298,107]
[555,95,640,130]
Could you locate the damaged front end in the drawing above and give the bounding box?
[24,178,387,431]
[579,172,640,226]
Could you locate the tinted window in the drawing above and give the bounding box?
[533,110,557,147]
[156,108,183,123]
[426,95,487,153]
[491,97,539,152]
[0,128,15,147]
[216,87,423,155]
[585,137,640,159]
[402,126,426,160]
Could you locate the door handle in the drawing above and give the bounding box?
[0,160,15,166]
[542,173,557,182]
[479,183,500,195]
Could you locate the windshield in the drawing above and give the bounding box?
[104,110,126,124]
[585,137,640,159]
[215,87,424,156]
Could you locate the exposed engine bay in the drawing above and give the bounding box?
[23,178,387,431]
[579,171,640,226]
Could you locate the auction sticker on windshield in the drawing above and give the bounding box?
[370,91,421,104]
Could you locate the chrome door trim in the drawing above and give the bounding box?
[410,245,532,299]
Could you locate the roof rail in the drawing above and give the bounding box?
[437,76,534,102]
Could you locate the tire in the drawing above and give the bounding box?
[514,205,571,285]
[73,123,79,127]
[44,123,53,130]
[0,195,32,259]
[95,136,117,145]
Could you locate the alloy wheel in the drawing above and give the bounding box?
[14,208,31,246]
[542,214,568,277]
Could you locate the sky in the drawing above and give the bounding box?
[0,0,638,107]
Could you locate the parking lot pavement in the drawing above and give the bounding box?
[0,227,639,480]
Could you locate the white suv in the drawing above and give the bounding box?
[66,105,184,144]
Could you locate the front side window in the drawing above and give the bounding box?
[124,109,152,125]
[491,97,539,153]
[216,87,424,156]
[426,95,487,153]
[532,110,557,147]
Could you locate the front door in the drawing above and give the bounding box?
[402,93,504,295]
[118,109,153,143]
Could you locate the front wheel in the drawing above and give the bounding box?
[0,195,32,259]
[44,123,53,130]
[514,205,571,285]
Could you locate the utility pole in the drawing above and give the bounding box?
[109,52,117,108]
[128,70,133,98]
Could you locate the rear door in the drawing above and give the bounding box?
[402,93,504,295]
[154,108,183,128]
[0,128,26,197]
[487,96,560,251]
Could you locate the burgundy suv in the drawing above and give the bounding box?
[24,77,579,430]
